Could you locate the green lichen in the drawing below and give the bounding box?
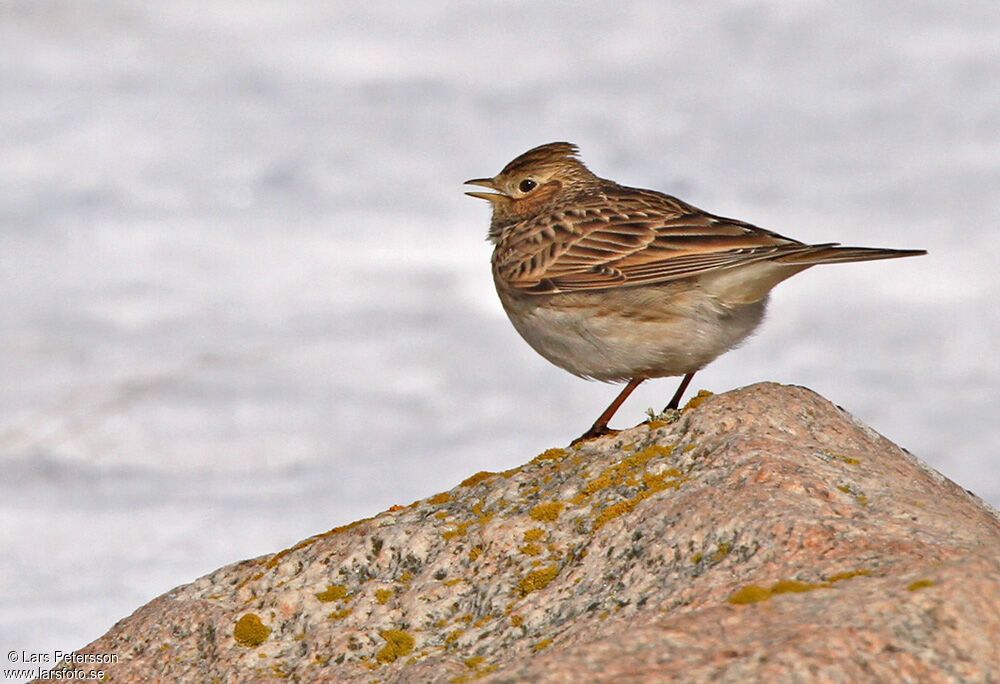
[233,614,271,647]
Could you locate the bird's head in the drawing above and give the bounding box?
[465,142,598,233]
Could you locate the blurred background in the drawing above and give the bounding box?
[2,0,998,666]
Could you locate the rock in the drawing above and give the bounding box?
[37,383,1000,683]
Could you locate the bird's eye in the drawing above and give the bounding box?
[518,178,537,193]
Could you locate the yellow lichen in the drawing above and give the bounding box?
[907,579,934,591]
[442,521,471,540]
[581,475,613,496]
[265,517,372,569]
[460,471,495,488]
[826,569,871,583]
[427,492,452,505]
[682,390,714,410]
[584,444,678,504]
[519,543,542,556]
[445,629,464,644]
[443,578,464,586]
[523,528,545,542]
[375,589,393,604]
[728,578,829,604]
[518,564,560,596]
[829,451,860,465]
[591,459,686,530]
[375,630,414,664]
[233,614,271,647]
[327,607,352,620]
[464,656,485,669]
[468,546,483,562]
[529,502,564,522]
[530,448,567,464]
[770,579,822,594]
[727,585,771,604]
[315,584,348,602]
[532,638,553,652]
[510,614,524,627]
[593,500,636,530]
[711,542,731,563]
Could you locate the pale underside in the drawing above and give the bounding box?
[496,276,769,382]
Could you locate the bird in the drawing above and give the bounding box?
[465,142,926,444]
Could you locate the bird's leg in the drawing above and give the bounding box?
[572,377,645,445]
[664,372,696,411]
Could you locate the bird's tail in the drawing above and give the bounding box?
[774,245,926,265]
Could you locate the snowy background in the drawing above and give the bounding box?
[2,0,998,671]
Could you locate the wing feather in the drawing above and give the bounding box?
[494,185,808,293]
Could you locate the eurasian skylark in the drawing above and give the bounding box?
[466,142,925,443]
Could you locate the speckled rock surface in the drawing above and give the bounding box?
[40,383,1000,683]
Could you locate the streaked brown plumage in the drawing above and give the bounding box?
[466,142,925,443]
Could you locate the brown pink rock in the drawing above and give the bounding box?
[37,383,1000,683]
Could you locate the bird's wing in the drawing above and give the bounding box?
[495,186,812,294]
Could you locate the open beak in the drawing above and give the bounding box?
[464,178,508,202]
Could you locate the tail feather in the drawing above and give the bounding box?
[774,245,926,265]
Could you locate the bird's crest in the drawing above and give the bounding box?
[500,142,581,176]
